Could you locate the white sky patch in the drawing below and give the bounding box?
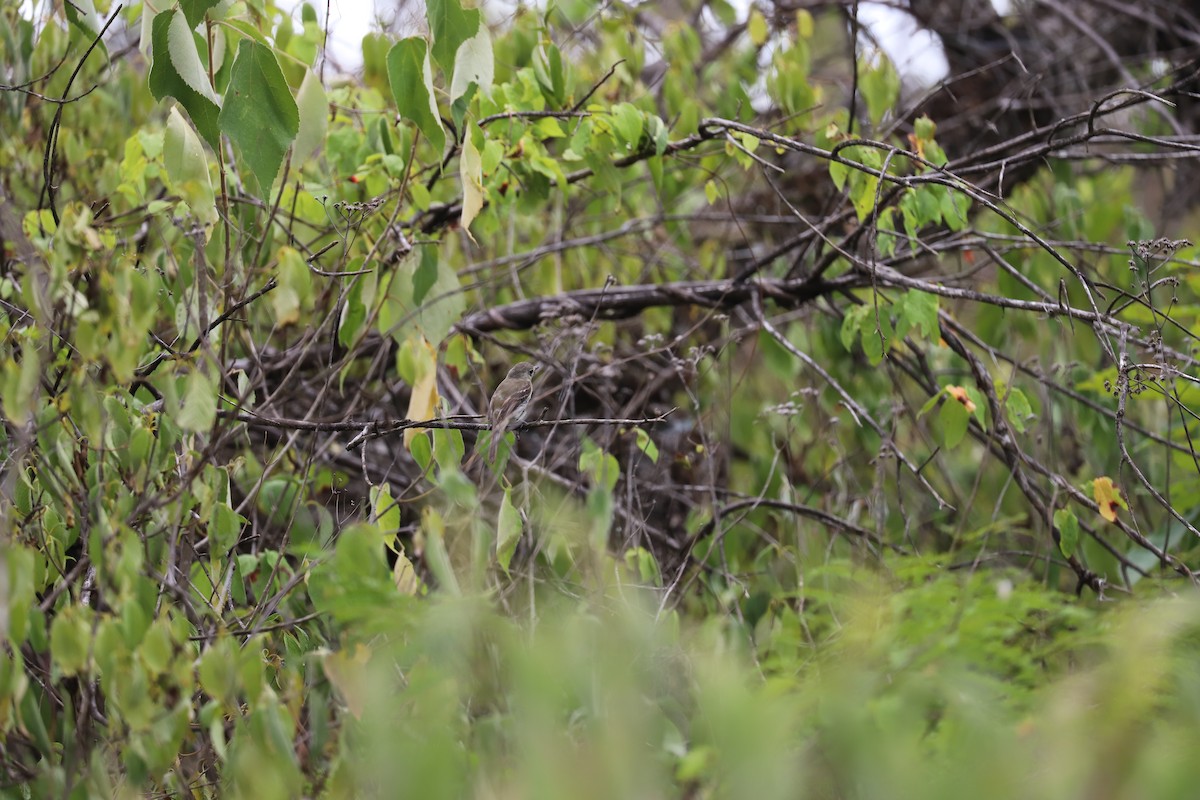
[276,0,378,74]
[14,0,966,90]
[858,2,949,87]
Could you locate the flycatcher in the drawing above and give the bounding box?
[488,361,539,461]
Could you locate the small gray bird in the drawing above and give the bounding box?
[487,362,539,462]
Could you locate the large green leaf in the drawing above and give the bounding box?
[218,41,300,197]
[180,0,222,28]
[148,10,221,149]
[378,247,465,346]
[386,38,446,155]
[426,0,480,74]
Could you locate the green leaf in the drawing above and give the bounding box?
[535,117,566,139]
[915,185,943,225]
[1054,507,1080,557]
[859,311,892,365]
[148,10,221,149]
[914,114,937,141]
[941,188,972,231]
[451,82,477,131]
[412,244,438,306]
[180,0,221,28]
[648,115,670,156]
[379,245,463,345]
[1005,387,1034,434]
[293,68,328,165]
[218,41,300,196]
[199,638,239,706]
[50,607,90,677]
[965,386,985,425]
[421,507,462,595]
[899,289,939,341]
[611,103,644,151]
[859,56,899,127]
[533,41,567,105]
[635,428,659,463]
[338,261,369,347]
[840,304,868,352]
[272,246,312,325]
[386,38,446,156]
[829,159,848,191]
[209,502,243,553]
[579,438,620,493]
[705,179,719,205]
[918,388,944,417]
[308,524,399,622]
[65,0,102,38]
[370,484,401,549]
[938,396,969,449]
[623,547,662,586]
[496,489,521,574]
[178,368,217,432]
[850,172,880,222]
[163,107,217,224]
[450,22,493,102]
[426,0,481,74]
[410,431,432,471]
[139,619,175,677]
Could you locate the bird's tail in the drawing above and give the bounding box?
[487,427,502,463]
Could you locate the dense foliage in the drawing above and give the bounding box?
[4,0,1200,796]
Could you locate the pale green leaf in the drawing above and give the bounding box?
[496,489,522,574]
[460,125,485,238]
[386,38,446,155]
[148,10,220,148]
[426,0,480,73]
[371,484,402,547]
[899,289,939,340]
[829,159,848,191]
[635,428,659,463]
[50,608,90,677]
[379,248,466,346]
[450,22,493,102]
[938,396,969,449]
[611,103,643,150]
[178,369,217,432]
[1054,507,1080,557]
[1005,387,1034,433]
[168,10,220,104]
[163,107,216,224]
[293,68,328,165]
[748,9,769,46]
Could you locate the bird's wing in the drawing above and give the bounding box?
[491,382,532,432]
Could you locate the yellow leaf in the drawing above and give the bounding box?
[404,339,439,448]
[393,547,422,595]
[796,10,814,39]
[945,385,976,414]
[322,644,372,719]
[460,124,484,241]
[748,9,769,46]
[705,180,719,205]
[1091,476,1126,522]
